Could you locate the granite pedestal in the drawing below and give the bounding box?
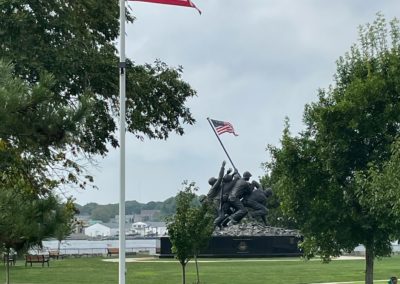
[157,224,302,258]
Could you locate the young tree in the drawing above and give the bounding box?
[54,199,77,252]
[166,182,214,284]
[266,15,400,284]
[190,198,214,284]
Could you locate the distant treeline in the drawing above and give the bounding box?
[75,196,202,223]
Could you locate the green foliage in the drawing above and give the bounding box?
[260,172,295,228]
[265,14,400,283]
[161,197,178,217]
[0,1,196,157]
[354,139,400,246]
[0,60,80,283]
[0,185,73,253]
[54,198,77,243]
[0,60,94,190]
[166,182,214,284]
[126,200,144,215]
[0,1,196,276]
[0,186,73,284]
[89,205,117,223]
[76,197,180,222]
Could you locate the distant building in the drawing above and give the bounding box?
[146,222,167,236]
[130,221,167,237]
[114,214,135,223]
[72,215,90,234]
[134,210,160,222]
[84,223,119,237]
[130,222,148,236]
[88,220,103,226]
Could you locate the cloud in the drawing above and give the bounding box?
[72,0,400,205]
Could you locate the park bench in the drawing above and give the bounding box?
[48,250,63,260]
[25,255,49,267]
[107,248,119,257]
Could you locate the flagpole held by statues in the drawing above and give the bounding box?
[207,117,238,172]
[158,118,302,258]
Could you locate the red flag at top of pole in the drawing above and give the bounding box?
[130,0,201,14]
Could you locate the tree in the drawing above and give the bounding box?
[259,173,294,228]
[354,138,400,244]
[161,197,177,216]
[190,198,214,284]
[91,205,118,223]
[0,0,196,275]
[166,182,214,284]
[0,182,73,284]
[54,199,77,252]
[266,15,400,284]
[0,61,80,284]
[0,1,196,159]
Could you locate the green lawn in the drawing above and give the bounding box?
[1,255,399,284]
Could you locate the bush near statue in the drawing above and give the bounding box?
[204,161,272,229]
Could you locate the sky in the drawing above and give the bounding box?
[71,0,400,206]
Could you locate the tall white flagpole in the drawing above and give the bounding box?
[119,0,126,283]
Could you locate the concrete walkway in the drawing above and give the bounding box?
[308,281,387,284]
[103,255,364,263]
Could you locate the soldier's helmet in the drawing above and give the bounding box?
[265,187,273,197]
[208,177,217,186]
[243,171,252,179]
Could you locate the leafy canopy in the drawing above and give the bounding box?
[267,14,400,262]
[166,182,214,284]
[0,0,196,158]
[0,0,197,265]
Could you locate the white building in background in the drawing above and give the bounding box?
[147,222,167,236]
[84,223,119,237]
[130,222,167,237]
[130,222,148,236]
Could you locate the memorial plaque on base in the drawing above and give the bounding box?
[157,235,302,258]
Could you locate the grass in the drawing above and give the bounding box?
[1,255,399,284]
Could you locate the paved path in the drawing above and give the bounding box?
[103,255,364,263]
[308,281,387,284]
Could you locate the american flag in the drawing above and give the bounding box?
[210,119,238,136]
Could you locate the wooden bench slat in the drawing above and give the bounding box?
[25,255,50,267]
[107,248,119,257]
[48,250,62,260]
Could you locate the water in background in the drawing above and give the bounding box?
[41,239,156,256]
[353,242,400,254]
[40,240,400,256]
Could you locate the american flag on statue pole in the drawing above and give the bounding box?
[210,119,239,136]
[130,0,201,14]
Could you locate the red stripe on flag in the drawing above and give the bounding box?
[130,0,201,14]
[210,119,239,136]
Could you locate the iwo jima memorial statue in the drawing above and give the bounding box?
[157,118,302,257]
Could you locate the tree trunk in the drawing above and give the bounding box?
[5,250,10,284]
[195,254,200,284]
[181,262,186,284]
[365,246,374,284]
